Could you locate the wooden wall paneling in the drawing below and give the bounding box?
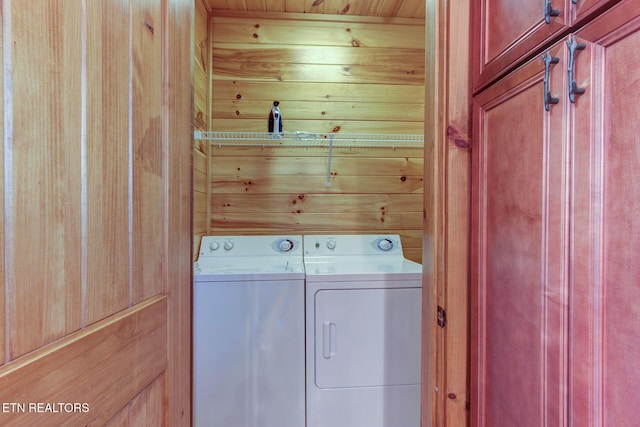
[193,154,207,194]
[211,174,423,194]
[213,81,424,103]
[213,45,425,69]
[211,15,425,48]
[9,0,83,358]
[194,0,210,257]
[211,211,422,230]
[213,193,421,213]
[210,12,425,134]
[132,0,163,303]
[208,12,424,261]
[205,0,426,18]
[213,62,423,85]
[193,145,208,174]
[0,0,5,365]
[397,0,426,19]
[211,190,424,261]
[209,147,423,261]
[211,118,426,134]
[258,0,288,13]
[209,145,423,175]
[193,148,208,257]
[211,155,423,176]
[193,217,208,250]
[206,8,213,238]
[214,100,424,121]
[85,0,131,325]
[194,191,207,213]
[193,72,208,129]
[0,296,167,426]
[194,0,209,130]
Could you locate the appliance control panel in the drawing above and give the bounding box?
[199,235,302,258]
[303,235,404,257]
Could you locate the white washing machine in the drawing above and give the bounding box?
[303,234,423,427]
[193,235,305,427]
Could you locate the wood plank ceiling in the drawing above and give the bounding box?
[205,0,425,19]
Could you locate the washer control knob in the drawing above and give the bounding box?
[209,241,220,251]
[224,240,234,251]
[326,240,337,250]
[378,238,394,251]
[279,239,294,252]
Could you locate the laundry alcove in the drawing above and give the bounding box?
[192,2,426,264]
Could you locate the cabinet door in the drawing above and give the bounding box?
[572,0,621,26]
[471,42,568,426]
[569,1,640,425]
[473,0,569,91]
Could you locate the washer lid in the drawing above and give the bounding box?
[194,258,305,281]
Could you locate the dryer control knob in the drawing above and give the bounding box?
[224,241,234,251]
[279,239,294,252]
[378,238,393,251]
[326,240,337,250]
[209,241,220,251]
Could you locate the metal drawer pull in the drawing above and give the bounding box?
[545,0,560,24]
[542,51,560,111]
[566,35,587,103]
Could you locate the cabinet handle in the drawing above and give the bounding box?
[544,0,560,24]
[542,51,560,111]
[566,35,586,103]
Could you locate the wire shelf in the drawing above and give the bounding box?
[194,131,424,148]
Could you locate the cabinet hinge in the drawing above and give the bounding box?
[437,306,447,328]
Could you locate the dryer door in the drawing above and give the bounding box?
[313,287,422,389]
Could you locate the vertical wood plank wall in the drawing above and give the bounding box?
[0,1,192,425]
[204,11,425,262]
[193,0,210,257]
[0,1,5,363]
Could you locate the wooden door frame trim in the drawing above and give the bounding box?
[423,0,471,425]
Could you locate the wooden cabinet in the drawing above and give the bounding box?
[568,4,640,425]
[472,41,568,427]
[472,0,640,425]
[473,0,620,91]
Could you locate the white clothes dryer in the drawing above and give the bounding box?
[193,235,305,427]
[303,234,423,427]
